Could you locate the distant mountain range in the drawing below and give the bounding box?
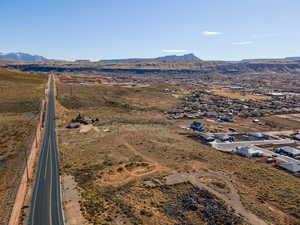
[0,52,50,62]
[99,54,202,63]
[241,57,300,62]
[0,52,202,63]
[75,59,91,62]
[1,51,300,63]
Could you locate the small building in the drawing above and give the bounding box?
[278,162,300,174]
[275,146,300,158]
[190,121,205,132]
[201,133,215,142]
[218,116,235,123]
[216,134,234,142]
[293,134,300,141]
[73,114,93,125]
[80,117,93,125]
[235,146,263,158]
[247,132,267,140]
[66,123,80,129]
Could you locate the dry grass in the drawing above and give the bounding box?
[261,115,300,131]
[0,69,46,224]
[211,89,269,100]
[57,80,300,225]
[57,83,178,116]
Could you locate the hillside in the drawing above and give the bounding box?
[3,59,300,75]
[0,69,47,224]
[0,52,49,62]
[100,53,201,63]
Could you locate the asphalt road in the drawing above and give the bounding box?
[211,139,299,163]
[28,75,64,225]
[212,139,295,152]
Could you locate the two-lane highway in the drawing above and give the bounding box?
[29,75,64,225]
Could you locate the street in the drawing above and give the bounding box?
[28,75,64,225]
[211,139,298,163]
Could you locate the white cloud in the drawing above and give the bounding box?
[202,31,222,36]
[162,49,188,53]
[232,41,253,45]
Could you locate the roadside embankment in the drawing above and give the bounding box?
[8,77,49,225]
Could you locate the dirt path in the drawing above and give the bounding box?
[264,130,297,135]
[121,139,268,225]
[95,139,171,187]
[79,124,100,133]
[62,175,90,225]
[122,140,171,173]
[165,169,270,225]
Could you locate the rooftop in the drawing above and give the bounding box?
[278,146,300,155]
[278,162,300,173]
[238,146,263,153]
[248,132,265,138]
[294,134,300,140]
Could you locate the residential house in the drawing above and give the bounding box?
[275,146,300,158]
[247,132,267,140]
[216,134,234,142]
[278,162,300,175]
[190,121,205,132]
[235,146,263,158]
[201,133,215,142]
[293,134,300,141]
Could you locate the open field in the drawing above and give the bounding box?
[57,80,300,225]
[260,115,300,131]
[277,114,300,122]
[211,89,269,100]
[0,69,46,224]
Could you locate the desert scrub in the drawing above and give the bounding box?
[0,68,46,224]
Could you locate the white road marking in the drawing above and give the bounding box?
[44,135,51,179]
[49,138,53,225]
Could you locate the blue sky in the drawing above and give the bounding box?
[1,0,300,61]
